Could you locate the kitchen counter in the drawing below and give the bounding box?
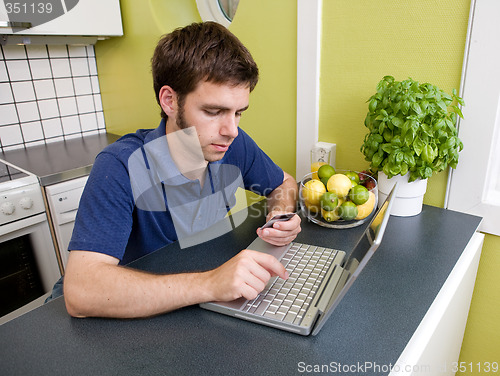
[0,132,121,186]
[0,202,483,375]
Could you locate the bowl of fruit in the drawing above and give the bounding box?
[299,165,378,229]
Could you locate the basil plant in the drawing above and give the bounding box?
[361,76,464,182]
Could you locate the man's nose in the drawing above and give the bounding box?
[221,115,239,138]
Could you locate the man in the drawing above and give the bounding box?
[62,22,301,318]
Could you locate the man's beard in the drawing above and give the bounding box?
[176,95,189,130]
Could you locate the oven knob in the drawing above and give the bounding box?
[1,201,15,215]
[19,197,34,209]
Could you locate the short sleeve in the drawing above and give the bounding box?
[231,129,284,196]
[68,152,135,261]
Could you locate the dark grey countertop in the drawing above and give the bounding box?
[0,202,482,376]
[0,132,121,186]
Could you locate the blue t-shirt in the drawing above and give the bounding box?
[68,121,284,265]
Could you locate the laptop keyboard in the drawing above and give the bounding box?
[243,242,338,325]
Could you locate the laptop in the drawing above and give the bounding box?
[200,183,398,336]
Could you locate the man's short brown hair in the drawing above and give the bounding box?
[152,22,259,119]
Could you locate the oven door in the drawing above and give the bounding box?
[0,213,61,319]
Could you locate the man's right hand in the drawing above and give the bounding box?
[203,249,289,302]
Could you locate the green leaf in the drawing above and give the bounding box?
[391,117,404,128]
[369,98,378,113]
[381,143,397,154]
[437,100,447,112]
[421,123,433,137]
[400,163,409,176]
[411,102,423,116]
[413,137,424,156]
[372,152,384,168]
[452,105,464,119]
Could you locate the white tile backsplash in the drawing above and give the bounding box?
[0,61,8,82]
[3,46,27,60]
[38,99,59,119]
[33,79,56,99]
[70,58,90,76]
[0,83,13,103]
[0,104,18,125]
[48,45,68,58]
[50,59,71,78]
[6,60,31,81]
[68,46,87,58]
[11,81,36,102]
[58,97,77,116]
[26,45,48,59]
[17,101,39,122]
[54,78,74,97]
[0,124,23,145]
[29,59,53,80]
[61,115,81,134]
[42,118,64,138]
[0,44,106,150]
[80,113,98,132]
[21,121,44,142]
[76,95,95,113]
[73,76,92,95]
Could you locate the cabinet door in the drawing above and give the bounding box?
[0,0,122,36]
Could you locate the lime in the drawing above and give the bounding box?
[344,171,360,185]
[338,201,358,221]
[320,176,329,188]
[326,174,352,198]
[318,164,336,181]
[349,184,369,205]
[320,192,339,211]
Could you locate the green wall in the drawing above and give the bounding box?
[95,0,200,136]
[229,0,297,175]
[95,0,498,370]
[319,0,469,208]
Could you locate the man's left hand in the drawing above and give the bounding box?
[256,211,301,246]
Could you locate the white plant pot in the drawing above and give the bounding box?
[377,171,428,217]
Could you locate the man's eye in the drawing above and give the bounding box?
[205,110,219,116]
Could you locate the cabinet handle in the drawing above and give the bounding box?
[0,21,32,28]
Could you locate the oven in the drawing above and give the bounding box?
[0,161,61,324]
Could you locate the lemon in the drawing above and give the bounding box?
[355,191,376,220]
[303,179,326,211]
[326,174,352,198]
[321,207,340,222]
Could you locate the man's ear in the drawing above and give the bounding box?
[159,85,177,117]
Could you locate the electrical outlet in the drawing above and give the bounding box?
[313,142,336,167]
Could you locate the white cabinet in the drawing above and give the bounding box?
[0,0,122,37]
[390,232,484,375]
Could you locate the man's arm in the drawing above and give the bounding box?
[63,249,287,318]
[256,171,301,246]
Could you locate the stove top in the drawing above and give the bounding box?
[0,161,39,191]
[0,162,29,183]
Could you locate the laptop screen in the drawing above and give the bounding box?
[311,182,398,335]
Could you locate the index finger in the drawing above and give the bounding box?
[247,250,289,280]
